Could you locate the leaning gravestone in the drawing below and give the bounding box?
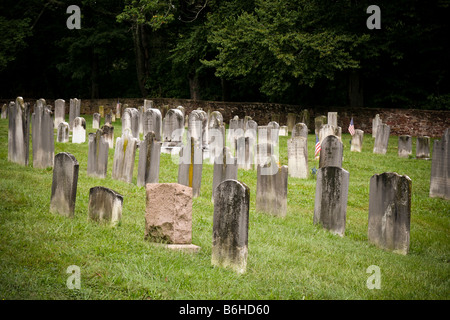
[372,114,382,138]
[373,123,390,154]
[57,122,69,143]
[398,135,412,158]
[88,186,123,226]
[314,166,349,237]
[416,136,430,159]
[32,99,54,169]
[112,129,138,183]
[212,179,250,274]
[368,172,411,255]
[143,108,162,141]
[54,99,65,129]
[92,113,101,129]
[351,129,364,152]
[137,131,161,187]
[178,137,203,198]
[429,128,449,200]
[68,98,81,131]
[212,147,238,202]
[87,129,109,178]
[8,97,31,166]
[50,152,79,218]
[288,136,308,178]
[72,117,86,144]
[319,135,343,168]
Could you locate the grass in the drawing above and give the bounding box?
[0,115,449,300]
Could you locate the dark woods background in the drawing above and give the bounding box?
[1,0,449,110]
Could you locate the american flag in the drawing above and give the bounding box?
[315,134,321,159]
[348,117,355,136]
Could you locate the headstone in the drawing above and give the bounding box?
[319,124,341,144]
[212,179,250,274]
[137,132,161,187]
[143,108,162,141]
[373,123,390,154]
[314,115,327,136]
[372,114,382,138]
[8,97,31,166]
[101,125,114,149]
[188,110,206,148]
[256,158,288,217]
[88,186,123,226]
[279,126,288,136]
[416,136,430,159]
[32,99,54,169]
[327,112,338,127]
[87,129,109,178]
[368,172,412,255]
[212,147,238,202]
[54,99,65,129]
[176,105,185,117]
[1,104,7,119]
[236,135,252,170]
[208,116,225,165]
[319,135,343,168]
[57,122,69,143]
[112,129,138,183]
[351,129,364,152]
[50,152,79,218]
[105,111,112,126]
[429,128,449,200]
[398,135,412,158]
[178,137,203,197]
[122,107,140,139]
[314,166,350,237]
[145,183,193,244]
[72,117,86,144]
[115,102,121,119]
[98,105,104,118]
[68,98,81,131]
[162,109,184,153]
[299,109,310,130]
[267,121,280,146]
[287,136,308,178]
[144,99,153,110]
[292,123,308,139]
[286,113,296,133]
[92,113,101,129]
[138,106,144,135]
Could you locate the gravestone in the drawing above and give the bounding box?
[368,172,412,255]
[115,102,121,119]
[373,123,390,154]
[50,152,79,218]
[54,99,65,129]
[314,166,350,237]
[319,124,341,144]
[72,117,86,144]
[299,109,310,131]
[8,97,31,166]
[105,111,112,126]
[112,129,138,183]
[178,137,203,198]
[256,158,288,217]
[398,135,412,158]
[188,110,206,149]
[286,113,296,133]
[57,122,69,143]
[288,136,308,178]
[416,136,430,159]
[255,142,275,167]
[98,105,104,118]
[143,108,162,141]
[92,113,101,129]
[314,115,327,136]
[292,123,308,139]
[145,183,193,245]
[122,108,140,139]
[212,147,238,202]
[351,129,364,152]
[327,112,338,127]
[138,106,144,135]
[162,109,184,153]
[137,132,161,187]
[319,135,343,168]
[87,129,109,178]
[1,104,6,119]
[144,99,153,110]
[68,98,81,131]
[176,105,185,117]
[372,114,382,138]
[212,179,250,274]
[32,99,54,169]
[429,128,449,200]
[236,135,252,170]
[208,115,225,165]
[279,126,288,136]
[101,125,114,149]
[88,186,123,226]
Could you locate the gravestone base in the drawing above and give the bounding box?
[152,243,201,253]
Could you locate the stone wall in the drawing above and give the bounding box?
[2,97,449,137]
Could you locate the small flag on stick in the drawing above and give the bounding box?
[315,135,321,159]
[348,117,355,136]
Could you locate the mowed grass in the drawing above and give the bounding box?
[0,115,449,300]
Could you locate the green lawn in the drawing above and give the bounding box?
[0,115,449,300]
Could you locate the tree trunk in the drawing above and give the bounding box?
[348,70,364,108]
[132,23,149,97]
[189,72,201,101]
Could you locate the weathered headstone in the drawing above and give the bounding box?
[350,129,364,152]
[87,129,109,178]
[372,114,382,138]
[98,105,105,118]
[143,108,162,141]
[429,128,449,200]
[112,129,138,183]
[212,147,238,202]
[115,102,121,119]
[57,122,69,143]
[122,107,140,139]
[279,126,288,136]
[101,125,114,149]
[178,137,203,197]
[298,109,310,130]
[288,136,308,178]
[1,104,7,119]
[137,131,161,187]
[68,98,81,131]
[292,123,308,139]
[188,110,206,149]
[319,135,343,168]
[256,142,274,167]
[314,115,327,136]
[88,186,123,226]
[92,113,101,129]
[416,136,430,159]
[286,113,296,133]
[319,124,341,144]
[8,97,31,166]
[138,106,145,135]
[32,99,54,169]
[212,179,250,274]
[314,166,350,237]
[144,99,153,110]
[398,135,412,158]
[50,152,79,218]
[373,123,390,154]
[162,109,184,153]
[368,172,412,255]
[72,117,86,144]
[54,99,65,129]
[105,111,112,126]
[327,112,338,127]
[208,115,225,165]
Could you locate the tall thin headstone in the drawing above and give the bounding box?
[351,129,364,152]
[372,114,382,138]
[143,108,162,141]
[122,108,140,139]
[1,104,7,119]
[430,128,449,200]
[32,99,54,169]
[288,136,308,178]
[87,129,109,178]
[92,113,101,129]
[416,136,430,159]
[137,131,161,187]
[373,123,390,154]
[54,99,65,129]
[314,115,327,136]
[101,125,114,149]
[8,97,31,166]
[162,109,184,153]
[327,112,338,127]
[112,129,138,183]
[178,137,203,198]
[72,117,86,144]
[286,113,296,133]
[69,98,81,131]
[398,135,412,158]
[212,147,238,202]
[57,122,69,143]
